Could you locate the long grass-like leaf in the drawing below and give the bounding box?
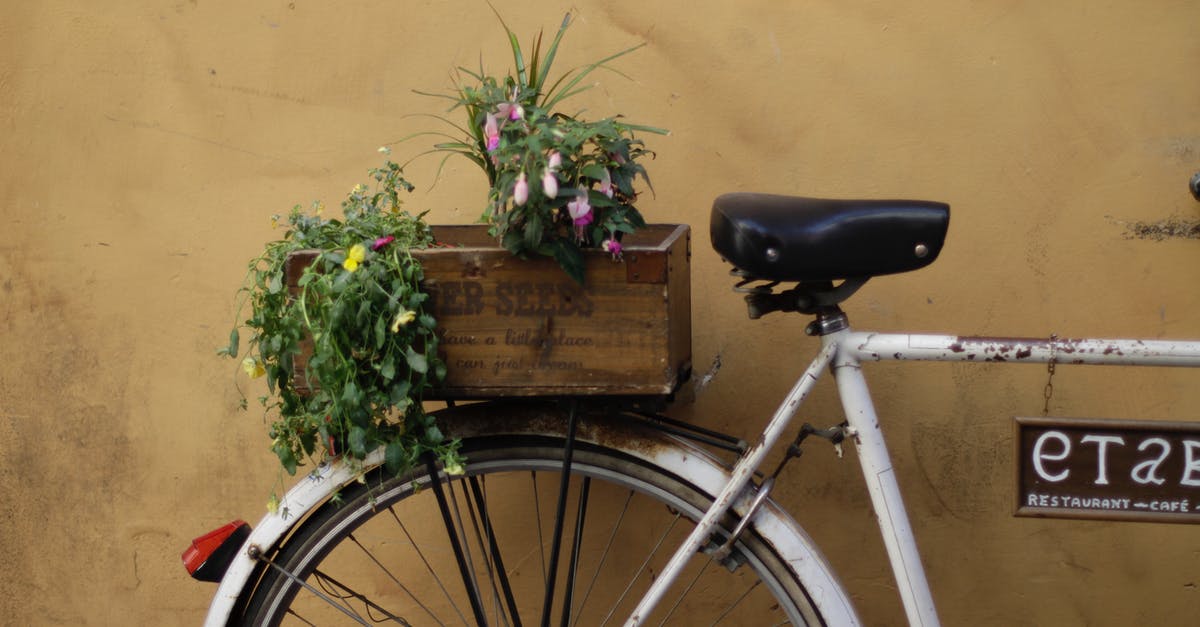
[534,14,572,96]
[616,122,671,135]
[487,1,527,87]
[399,112,474,137]
[543,42,647,110]
[527,29,543,91]
[391,129,469,146]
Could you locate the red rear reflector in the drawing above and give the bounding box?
[183,520,251,582]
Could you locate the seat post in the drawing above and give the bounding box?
[805,306,850,337]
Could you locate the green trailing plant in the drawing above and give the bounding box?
[221,158,462,497]
[418,12,668,282]
[221,11,661,491]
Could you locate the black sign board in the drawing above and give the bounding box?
[1016,417,1200,524]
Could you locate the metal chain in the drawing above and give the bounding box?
[1042,333,1058,415]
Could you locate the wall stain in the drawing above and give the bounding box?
[1122,216,1200,241]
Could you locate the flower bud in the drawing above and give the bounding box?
[513,172,529,205]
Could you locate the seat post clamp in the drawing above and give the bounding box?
[805,309,849,336]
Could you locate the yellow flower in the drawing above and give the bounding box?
[270,215,280,229]
[444,460,465,476]
[343,244,366,272]
[313,201,325,216]
[390,309,417,332]
[242,356,266,378]
[266,493,280,515]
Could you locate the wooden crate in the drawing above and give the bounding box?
[287,224,692,398]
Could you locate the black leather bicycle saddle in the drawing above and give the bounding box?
[711,193,950,282]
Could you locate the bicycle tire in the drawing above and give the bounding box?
[233,404,830,626]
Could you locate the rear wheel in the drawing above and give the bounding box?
[237,415,825,625]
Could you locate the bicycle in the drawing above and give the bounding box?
[187,191,1200,626]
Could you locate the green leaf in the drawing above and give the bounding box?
[267,273,283,295]
[342,381,360,404]
[581,163,607,180]
[535,13,573,91]
[219,328,240,358]
[405,347,428,374]
[389,380,412,404]
[380,353,396,381]
[551,240,586,284]
[374,316,386,349]
[385,440,405,474]
[274,442,298,475]
[349,426,367,458]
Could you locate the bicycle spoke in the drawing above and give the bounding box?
[531,470,547,588]
[469,474,523,627]
[284,608,319,626]
[259,555,372,626]
[709,579,762,626]
[598,512,683,627]
[345,532,445,625]
[424,454,489,625]
[388,507,467,625]
[460,478,513,627]
[311,568,411,624]
[571,490,634,626]
[559,477,591,627]
[388,504,463,619]
[541,401,581,625]
[659,554,715,626]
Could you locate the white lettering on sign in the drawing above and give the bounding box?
[1030,431,1200,489]
[1019,420,1200,522]
[1024,493,1132,510]
[1081,434,1125,485]
[1032,431,1071,482]
[1182,441,1200,487]
[1132,438,1170,485]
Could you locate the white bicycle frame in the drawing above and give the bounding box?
[627,321,1200,626]
[202,314,1200,626]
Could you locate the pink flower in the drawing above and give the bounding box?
[496,87,525,122]
[598,168,613,199]
[567,194,592,226]
[371,235,395,251]
[547,150,562,172]
[602,238,623,257]
[542,170,558,199]
[497,102,524,121]
[484,113,500,152]
[513,172,529,206]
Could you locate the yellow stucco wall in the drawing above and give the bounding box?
[3,1,1199,624]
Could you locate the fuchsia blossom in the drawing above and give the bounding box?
[540,151,562,199]
[496,101,524,122]
[602,237,622,257]
[371,235,395,251]
[568,194,592,241]
[513,172,529,205]
[496,87,525,122]
[598,168,614,199]
[484,113,500,152]
[567,194,592,226]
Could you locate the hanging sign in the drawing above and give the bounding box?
[1015,417,1200,524]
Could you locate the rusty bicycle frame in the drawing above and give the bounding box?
[626,312,1200,626]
